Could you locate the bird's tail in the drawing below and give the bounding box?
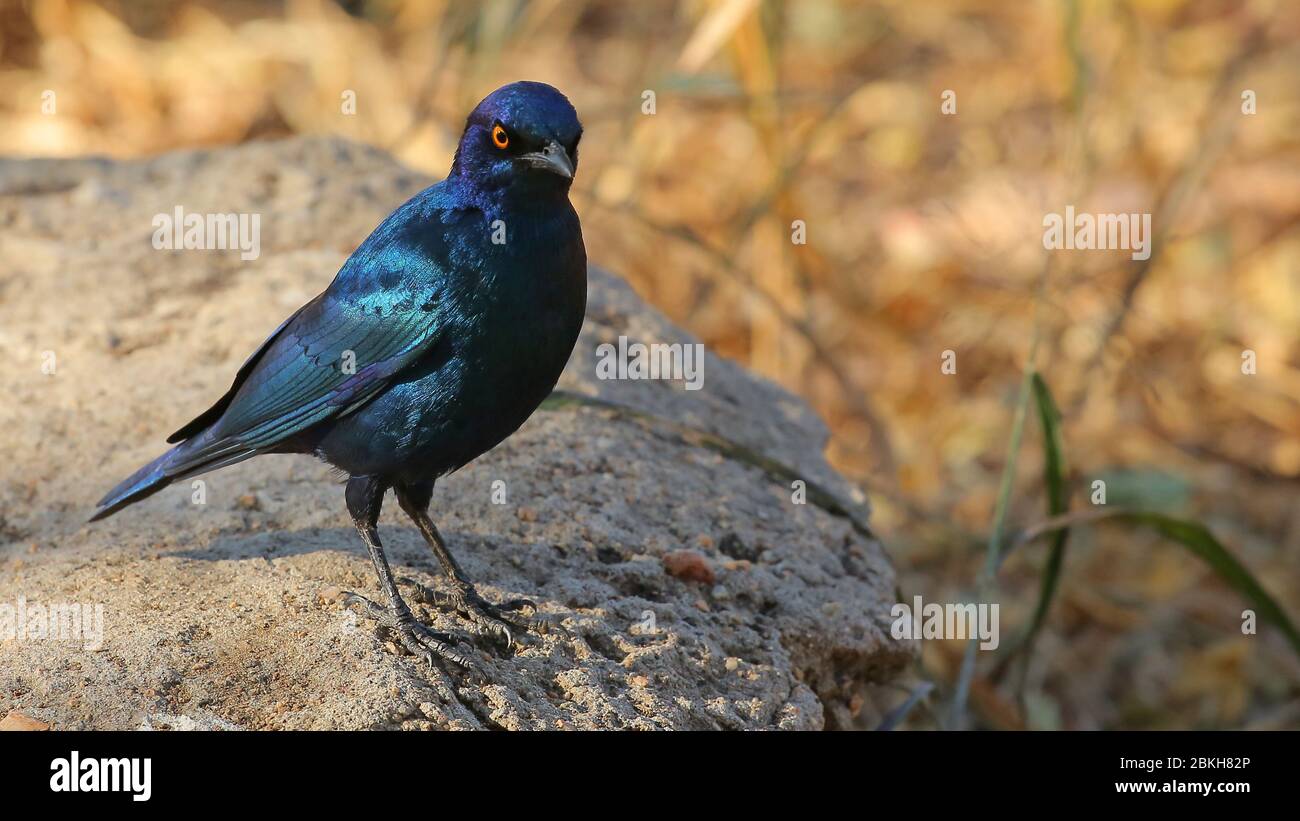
[91,425,266,523]
[89,446,183,522]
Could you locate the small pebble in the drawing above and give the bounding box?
[0,710,49,731]
[662,550,715,585]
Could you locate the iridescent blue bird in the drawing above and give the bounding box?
[91,81,586,670]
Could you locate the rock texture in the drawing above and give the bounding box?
[0,137,909,730]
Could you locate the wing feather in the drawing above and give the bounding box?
[167,301,441,474]
[160,187,460,477]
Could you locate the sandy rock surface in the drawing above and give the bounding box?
[0,137,909,730]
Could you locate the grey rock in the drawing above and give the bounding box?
[0,137,910,730]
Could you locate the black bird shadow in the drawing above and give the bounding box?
[165,524,574,654]
[164,524,555,604]
[156,518,687,666]
[167,525,422,564]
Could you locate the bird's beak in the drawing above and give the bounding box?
[523,141,575,179]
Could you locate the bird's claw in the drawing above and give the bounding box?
[343,592,480,675]
[406,580,547,647]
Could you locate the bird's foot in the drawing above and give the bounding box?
[343,592,480,676]
[407,579,545,648]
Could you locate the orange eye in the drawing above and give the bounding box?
[491,124,509,149]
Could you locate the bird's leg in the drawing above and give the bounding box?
[395,480,543,646]
[340,475,476,671]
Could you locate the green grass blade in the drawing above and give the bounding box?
[948,365,1038,729]
[876,681,935,731]
[1016,509,1300,659]
[988,373,1072,688]
[1118,511,1300,657]
[1022,373,1071,652]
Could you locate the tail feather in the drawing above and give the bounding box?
[89,448,179,522]
[89,435,260,522]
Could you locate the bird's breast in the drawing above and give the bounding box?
[319,202,586,479]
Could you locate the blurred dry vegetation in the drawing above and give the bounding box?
[1,0,1298,729]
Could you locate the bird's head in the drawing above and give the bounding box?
[451,81,582,198]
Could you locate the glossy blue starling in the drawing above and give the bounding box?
[91,81,587,671]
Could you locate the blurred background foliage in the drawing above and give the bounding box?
[1,0,1297,729]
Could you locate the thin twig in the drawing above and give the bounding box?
[601,202,900,475]
[1078,25,1270,394]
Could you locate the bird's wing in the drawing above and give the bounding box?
[164,191,458,474]
[166,299,316,444]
